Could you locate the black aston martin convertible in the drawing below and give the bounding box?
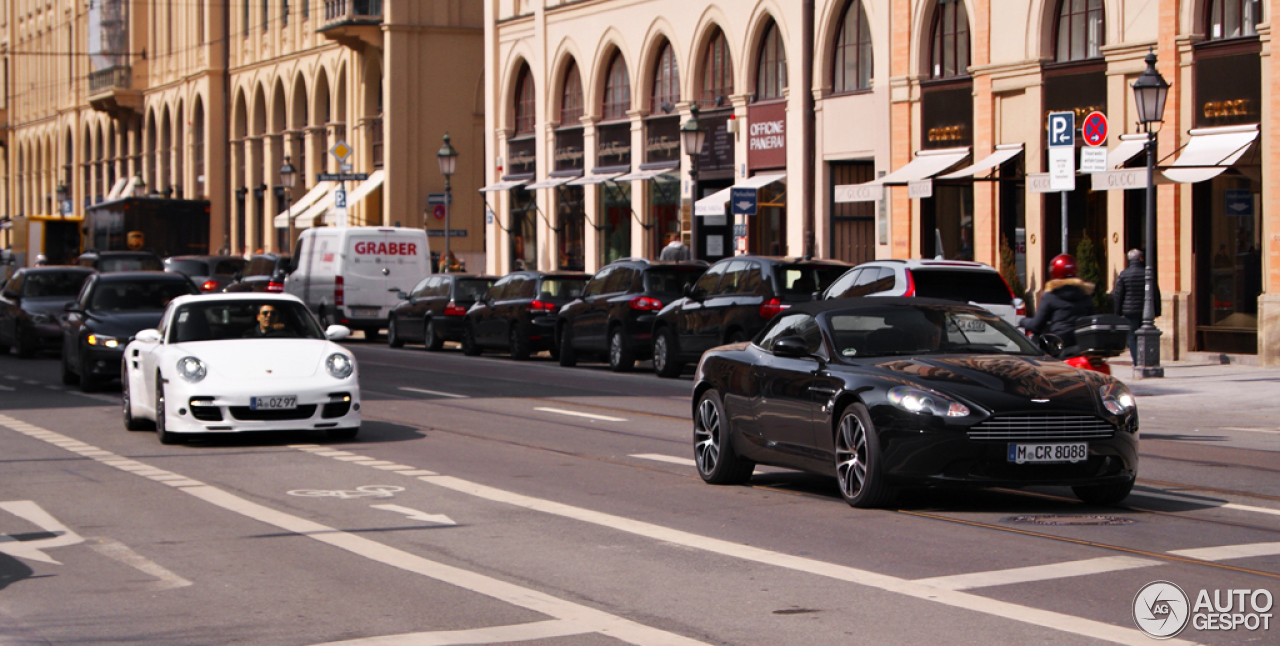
[690,298,1139,508]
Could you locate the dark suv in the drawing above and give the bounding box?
[223,253,291,293]
[76,250,164,273]
[651,256,849,377]
[556,258,707,371]
[462,271,590,360]
[388,274,498,350]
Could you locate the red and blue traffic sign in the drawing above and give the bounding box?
[1082,111,1108,147]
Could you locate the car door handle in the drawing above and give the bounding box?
[808,387,838,395]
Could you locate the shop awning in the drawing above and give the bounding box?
[567,172,624,186]
[294,188,337,229]
[939,144,1023,179]
[273,181,335,229]
[615,168,676,182]
[478,178,529,193]
[525,171,582,190]
[105,177,130,201]
[833,147,970,202]
[321,170,385,225]
[1108,135,1150,167]
[1162,125,1259,184]
[694,173,786,216]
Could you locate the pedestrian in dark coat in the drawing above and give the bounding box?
[1112,249,1160,362]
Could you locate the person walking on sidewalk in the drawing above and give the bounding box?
[658,233,691,261]
[1112,249,1160,363]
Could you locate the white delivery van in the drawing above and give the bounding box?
[284,227,431,336]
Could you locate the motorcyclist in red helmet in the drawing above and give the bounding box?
[1019,254,1096,350]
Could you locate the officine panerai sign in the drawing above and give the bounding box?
[747,102,786,170]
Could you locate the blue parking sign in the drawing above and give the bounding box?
[1048,112,1075,148]
[334,189,348,209]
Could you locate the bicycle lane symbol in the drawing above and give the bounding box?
[287,485,405,500]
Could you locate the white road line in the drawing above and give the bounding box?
[399,387,468,399]
[630,453,696,467]
[87,537,192,590]
[1129,489,1280,517]
[3,375,19,380]
[307,619,589,646]
[1219,426,1280,434]
[0,385,14,391]
[1168,542,1280,562]
[371,464,415,471]
[394,470,439,477]
[912,556,1160,591]
[533,407,626,422]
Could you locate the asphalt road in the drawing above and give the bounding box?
[1,340,1277,645]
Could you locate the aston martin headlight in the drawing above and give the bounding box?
[326,353,354,379]
[1100,382,1136,415]
[888,386,970,417]
[87,334,119,348]
[176,356,207,382]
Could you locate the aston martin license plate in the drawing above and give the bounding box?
[251,396,297,410]
[1008,442,1088,464]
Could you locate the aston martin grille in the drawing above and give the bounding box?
[967,414,1115,441]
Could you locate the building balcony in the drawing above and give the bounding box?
[318,0,383,49]
[87,65,142,114]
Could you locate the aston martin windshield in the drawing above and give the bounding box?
[828,305,1041,358]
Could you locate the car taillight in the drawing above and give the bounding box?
[903,269,916,297]
[530,300,557,314]
[629,296,663,311]
[444,302,467,316]
[335,276,344,307]
[200,280,218,292]
[266,280,284,293]
[759,297,789,319]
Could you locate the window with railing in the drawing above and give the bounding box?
[263,0,269,31]
[323,0,382,22]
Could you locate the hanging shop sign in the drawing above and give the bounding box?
[554,128,585,172]
[747,102,787,170]
[696,112,735,172]
[596,123,632,168]
[507,138,537,177]
[1196,53,1261,128]
[644,117,681,165]
[921,84,973,149]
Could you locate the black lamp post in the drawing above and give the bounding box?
[680,105,707,256]
[1132,49,1169,378]
[280,156,298,253]
[436,133,458,273]
[55,182,69,216]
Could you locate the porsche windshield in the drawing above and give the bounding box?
[827,305,1041,358]
[169,301,324,343]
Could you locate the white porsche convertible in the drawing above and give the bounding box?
[122,293,361,444]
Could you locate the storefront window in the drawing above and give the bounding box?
[833,0,873,93]
[650,175,680,256]
[602,53,630,121]
[561,62,583,125]
[700,27,734,107]
[603,183,631,263]
[510,188,538,270]
[751,180,788,256]
[557,186,585,271]
[1196,175,1262,353]
[651,41,680,113]
[922,185,973,260]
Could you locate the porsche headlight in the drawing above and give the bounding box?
[326,353,354,379]
[176,356,207,382]
[1099,382,1136,415]
[87,334,119,348]
[888,386,970,418]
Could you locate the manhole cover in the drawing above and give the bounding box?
[1003,515,1135,526]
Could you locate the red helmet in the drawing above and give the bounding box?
[1049,254,1078,280]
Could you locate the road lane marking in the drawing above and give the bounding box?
[0,385,13,391]
[1219,426,1280,434]
[630,453,696,467]
[1130,489,1280,517]
[370,504,456,526]
[399,387,468,399]
[306,619,588,646]
[87,537,192,590]
[0,500,86,564]
[1168,542,1280,562]
[534,407,626,422]
[394,470,440,477]
[911,556,1160,591]
[372,464,416,471]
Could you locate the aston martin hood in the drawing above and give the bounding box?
[869,354,1101,411]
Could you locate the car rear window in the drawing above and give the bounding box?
[644,267,704,294]
[538,278,587,300]
[165,259,210,276]
[910,269,1012,305]
[91,280,196,311]
[454,279,495,302]
[214,258,247,275]
[22,272,90,298]
[99,256,164,273]
[777,265,847,301]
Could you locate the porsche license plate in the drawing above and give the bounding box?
[1008,442,1088,464]
[251,396,297,410]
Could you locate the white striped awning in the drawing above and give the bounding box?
[478,179,529,193]
[615,168,677,182]
[1162,125,1259,184]
[274,181,336,229]
[939,144,1023,179]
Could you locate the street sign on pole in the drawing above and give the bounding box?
[1048,112,1075,148]
[334,188,348,209]
[1081,112,1108,147]
[1080,148,1108,173]
[730,187,757,216]
[317,173,369,182]
[433,204,446,220]
[330,141,352,162]
[427,193,453,206]
[1047,112,1076,192]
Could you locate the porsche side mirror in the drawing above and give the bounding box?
[325,325,351,341]
[135,329,162,344]
[684,284,706,302]
[773,336,810,358]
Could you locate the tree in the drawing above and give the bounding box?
[1075,232,1112,313]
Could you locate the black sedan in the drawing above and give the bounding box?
[0,267,95,357]
[389,274,497,350]
[691,298,1138,508]
[164,255,247,292]
[462,271,590,360]
[61,272,198,391]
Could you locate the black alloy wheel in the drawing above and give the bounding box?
[509,325,531,361]
[423,317,444,351]
[122,364,152,431]
[608,328,635,372]
[1072,479,1135,505]
[693,390,754,485]
[461,323,481,356]
[155,378,182,445]
[387,318,404,348]
[835,403,891,508]
[557,324,577,367]
[653,328,684,379]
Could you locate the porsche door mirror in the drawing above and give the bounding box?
[325,325,352,341]
[135,329,162,344]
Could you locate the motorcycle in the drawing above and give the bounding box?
[1030,314,1130,376]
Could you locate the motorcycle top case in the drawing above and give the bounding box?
[1074,314,1130,353]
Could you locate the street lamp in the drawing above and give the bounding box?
[680,105,706,257]
[55,182,68,216]
[280,156,298,254]
[436,133,458,273]
[1132,48,1169,379]
[131,172,146,198]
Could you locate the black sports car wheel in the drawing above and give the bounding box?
[608,329,635,372]
[509,326,531,361]
[155,379,183,445]
[387,318,404,348]
[423,318,444,351]
[461,324,481,356]
[558,325,577,367]
[653,328,684,378]
[693,390,754,484]
[1072,478,1135,505]
[122,365,152,431]
[835,403,891,508]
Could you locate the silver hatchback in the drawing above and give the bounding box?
[822,259,1025,327]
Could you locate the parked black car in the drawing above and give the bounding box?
[651,256,849,377]
[76,250,165,273]
[61,272,198,391]
[223,253,291,293]
[691,298,1139,508]
[556,258,707,372]
[461,271,590,360]
[164,255,248,292]
[0,267,95,357]
[388,274,499,350]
